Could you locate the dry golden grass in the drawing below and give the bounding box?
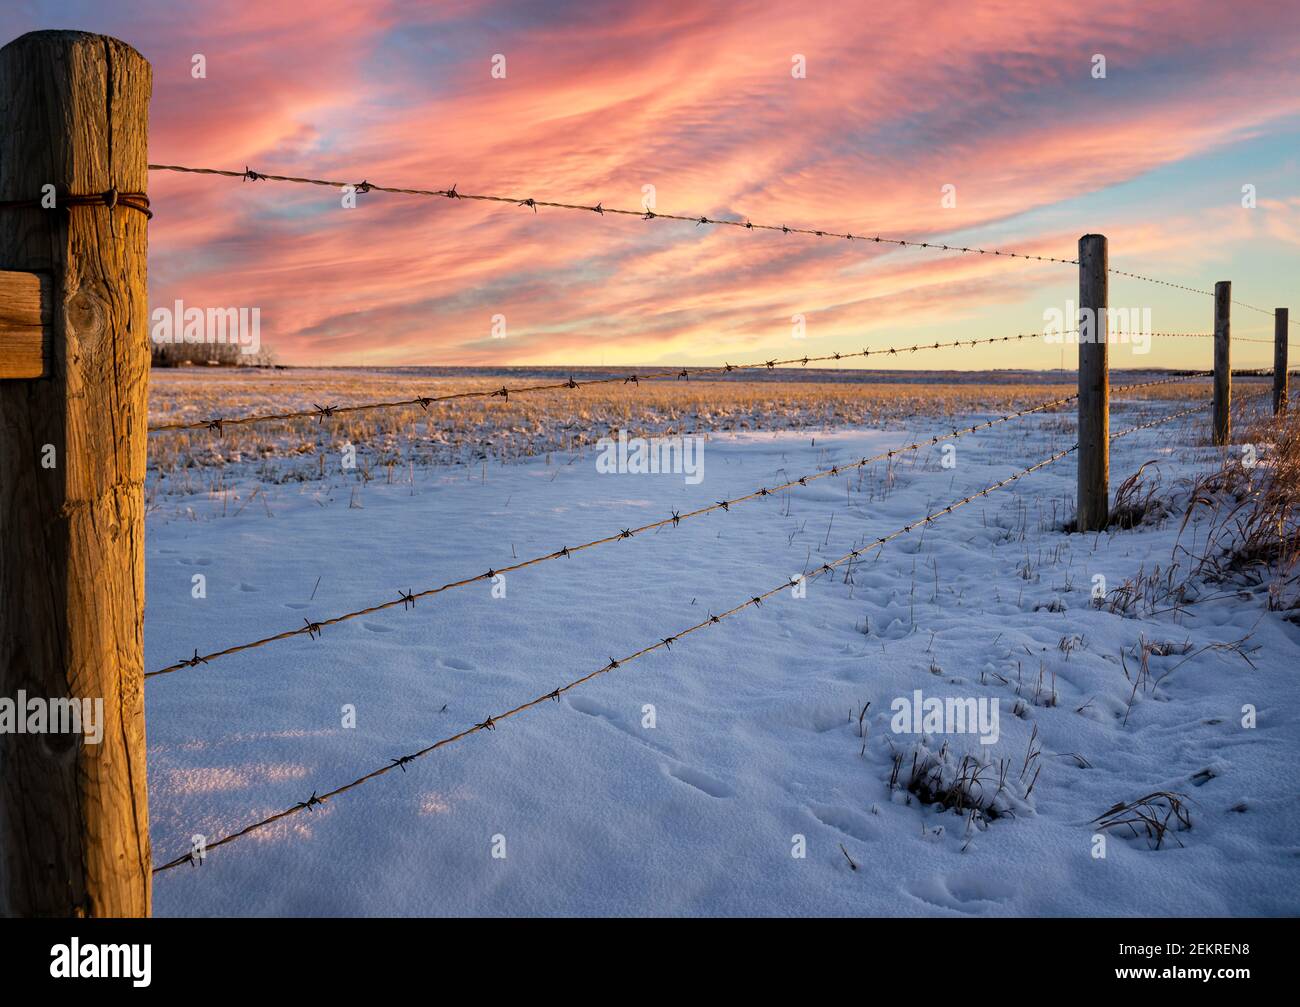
[1179,401,1300,614]
[147,368,1243,481]
[146,370,1048,474]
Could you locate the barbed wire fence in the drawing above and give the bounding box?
[149,163,1087,263]
[147,161,1300,330]
[147,370,1224,680]
[3,32,1291,916]
[148,384,1275,873]
[132,164,1298,876]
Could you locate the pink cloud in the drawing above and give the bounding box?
[90,0,1300,365]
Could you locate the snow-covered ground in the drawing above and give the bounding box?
[143,392,1299,916]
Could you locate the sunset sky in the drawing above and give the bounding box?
[4,0,1299,369]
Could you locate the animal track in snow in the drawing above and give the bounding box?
[567,695,674,757]
[808,803,874,843]
[908,874,1013,914]
[662,763,733,799]
[437,656,474,671]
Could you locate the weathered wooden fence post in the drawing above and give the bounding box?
[1212,282,1231,445]
[1275,308,1289,415]
[0,31,152,917]
[1076,234,1108,531]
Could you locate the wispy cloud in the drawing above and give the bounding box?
[6,0,1298,364]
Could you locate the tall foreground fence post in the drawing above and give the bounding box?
[1275,308,1289,415]
[0,31,152,916]
[1076,234,1108,531]
[1213,282,1231,445]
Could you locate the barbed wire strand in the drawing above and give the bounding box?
[147,163,1296,330]
[147,162,1079,265]
[1151,332,1300,348]
[1110,372,1219,396]
[1234,301,1294,323]
[1110,383,1283,434]
[1231,368,1299,378]
[1110,401,1206,437]
[149,331,1049,434]
[1109,269,1297,328]
[148,334,1234,436]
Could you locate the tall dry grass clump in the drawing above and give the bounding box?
[1178,406,1300,616]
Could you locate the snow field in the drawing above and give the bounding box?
[143,394,1299,916]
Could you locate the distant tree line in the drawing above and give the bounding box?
[150,342,276,368]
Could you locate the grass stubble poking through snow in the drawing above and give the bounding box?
[141,371,1298,916]
[146,366,1211,495]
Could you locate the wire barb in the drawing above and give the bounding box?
[294,791,324,812]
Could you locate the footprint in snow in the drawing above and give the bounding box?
[909,874,1013,914]
[808,803,874,843]
[662,763,733,799]
[567,695,622,723]
[566,696,675,757]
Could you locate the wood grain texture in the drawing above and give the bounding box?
[0,270,51,378]
[0,30,152,917]
[1213,281,1231,446]
[1274,308,1288,415]
[1076,234,1109,531]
